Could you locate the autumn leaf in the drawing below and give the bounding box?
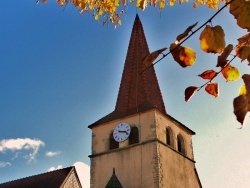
[122,0,127,5]
[198,70,217,80]
[217,44,233,68]
[247,55,250,65]
[137,0,147,10]
[236,45,250,61]
[221,65,240,82]
[169,0,176,6]
[142,47,167,67]
[239,85,247,95]
[233,74,250,125]
[176,22,198,42]
[237,33,250,46]
[205,83,219,97]
[230,0,250,32]
[170,43,196,67]
[233,95,249,125]
[185,86,198,102]
[199,25,225,53]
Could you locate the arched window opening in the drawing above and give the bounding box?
[177,134,185,155]
[109,131,119,150]
[129,127,139,145]
[166,127,173,147]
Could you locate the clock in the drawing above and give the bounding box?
[113,122,131,142]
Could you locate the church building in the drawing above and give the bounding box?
[88,15,202,188]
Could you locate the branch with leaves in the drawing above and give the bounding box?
[38,0,250,125]
[141,0,250,126]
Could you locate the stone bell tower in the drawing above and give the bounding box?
[88,15,202,188]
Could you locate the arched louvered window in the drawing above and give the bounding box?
[109,131,119,150]
[166,127,173,147]
[129,127,139,145]
[177,134,185,155]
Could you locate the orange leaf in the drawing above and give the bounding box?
[185,86,198,102]
[221,65,240,82]
[142,47,167,67]
[217,44,233,68]
[205,83,219,98]
[170,43,196,68]
[198,70,217,80]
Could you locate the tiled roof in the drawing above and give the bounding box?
[89,15,166,128]
[0,167,79,188]
[105,168,123,188]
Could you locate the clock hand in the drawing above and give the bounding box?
[118,130,129,135]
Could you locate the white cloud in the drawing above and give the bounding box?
[45,151,61,157]
[74,162,90,188]
[0,138,45,162]
[48,165,63,172]
[0,162,11,168]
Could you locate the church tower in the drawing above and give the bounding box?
[88,15,202,188]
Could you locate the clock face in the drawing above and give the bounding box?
[113,122,131,142]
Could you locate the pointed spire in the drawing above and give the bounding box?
[88,15,166,128]
[105,168,123,188]
[115,15,166,115]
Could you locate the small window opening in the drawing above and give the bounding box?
[177,134,185,155]
[109,131,119,150]
[129,127,139,145]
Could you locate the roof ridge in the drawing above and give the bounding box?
[0,166,73,186]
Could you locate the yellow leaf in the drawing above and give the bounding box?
[185,86,198,102]
[160,0,166,9]
[239,85,247,95]
[170,43,196,67]
[94,14,99,20]
[221,65,240,82]
[205,83,219,98]
[170,0,176,6]
[217,44,233,68]
[198,70,217,80]
[136,0,147,10]
[236,45,250,61]
[142,47,167,67]
[180,47,196,66]
[199,25,225,53]
[230,0,250,32]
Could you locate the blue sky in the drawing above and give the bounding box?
[1,1,250,187]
